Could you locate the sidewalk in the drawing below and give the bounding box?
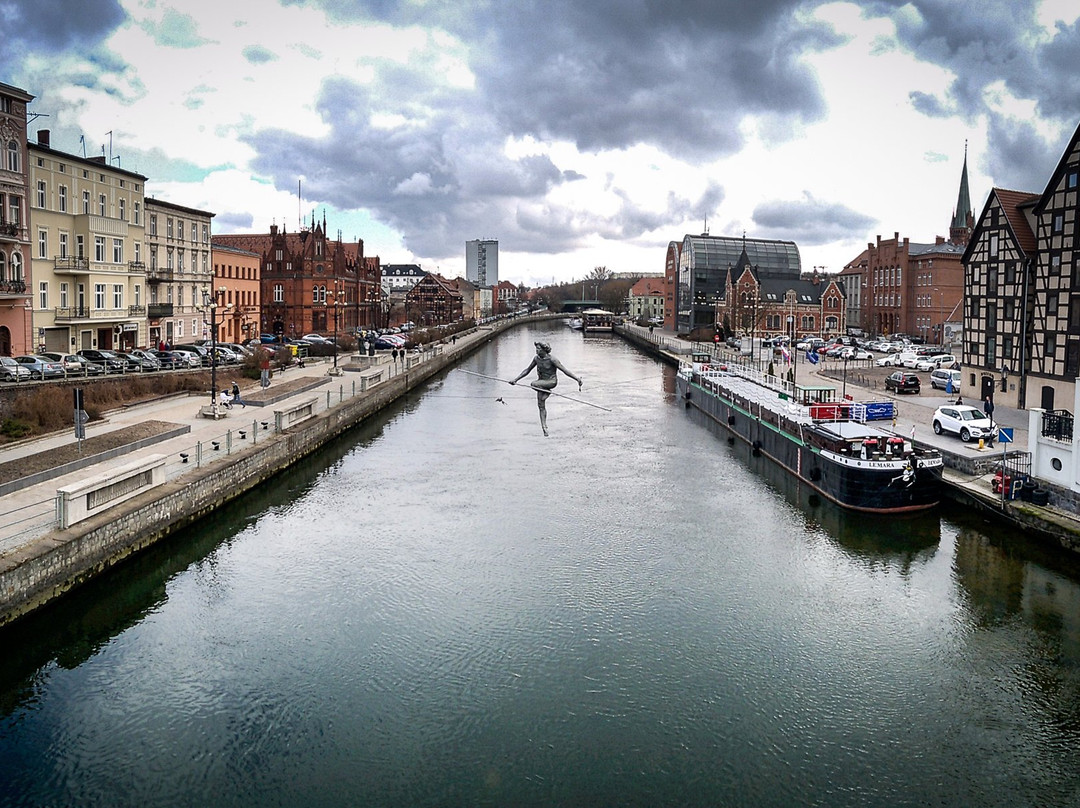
[0,333,489,559]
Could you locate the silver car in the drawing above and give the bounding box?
[0,356,33,381]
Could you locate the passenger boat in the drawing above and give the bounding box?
[581,308,615,332]
[675,353,943,513]
[566,317,583,330]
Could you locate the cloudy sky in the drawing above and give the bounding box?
[2,0,1078,286]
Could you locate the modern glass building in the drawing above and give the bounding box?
[677,235,801,333]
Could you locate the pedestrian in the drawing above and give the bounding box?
[231,380,247,408]
[218,389,232,409]
[260,353,271,388]
[392,348,398,364]
[452,335,457,345]
[984,395,995,446]
[955,394,963,406]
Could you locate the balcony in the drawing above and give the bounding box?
[128,304,147,316]
[129,261,146,273]
[54,307,128,323]
[145,266,175,283]
[147,303,173,318]
[54,257,91,274]
[0,279,27,296]
[0,222,25,242]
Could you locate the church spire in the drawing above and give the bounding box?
[949,141,973,246]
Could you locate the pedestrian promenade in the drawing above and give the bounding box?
[0,331,489,560]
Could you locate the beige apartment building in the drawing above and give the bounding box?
[28,130,148,353]
[144,198,215,347]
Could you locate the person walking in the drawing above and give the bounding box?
[231,380,247,408]
[392,348,398,365]
[984,395,995,447]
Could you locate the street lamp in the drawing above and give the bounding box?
[202,286,231,414]
[328,282,343,373]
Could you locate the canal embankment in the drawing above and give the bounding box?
[615,322,1080,552]
[0,315,557,628]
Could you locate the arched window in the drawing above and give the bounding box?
[0,251,6,281]
[6,140,19,172]
[312,285,319,304]
[9,251,19,280]
[320,285,327,303]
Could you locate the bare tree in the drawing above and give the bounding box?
[588,266,613,281]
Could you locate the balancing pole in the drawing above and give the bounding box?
[457,369,612,411]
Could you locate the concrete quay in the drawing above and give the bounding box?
[618,323,1080,554]
[0,316,550,628]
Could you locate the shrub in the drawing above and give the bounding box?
[0,418,31,438]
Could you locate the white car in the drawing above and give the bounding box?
[301,333,332,344]
[838,347,873,361]
[875,354,901,367]
[932,404,998,442]
[915,354,957,371]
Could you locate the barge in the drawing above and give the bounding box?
[676,353,943,513]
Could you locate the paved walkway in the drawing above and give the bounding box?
[0,326,496,559]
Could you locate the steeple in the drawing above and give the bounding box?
[949,141,973,246]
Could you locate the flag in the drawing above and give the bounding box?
[781,345,791,364]
[805,350,819,365]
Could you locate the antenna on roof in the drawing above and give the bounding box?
[79,134,86,157]
[298,179,302,232]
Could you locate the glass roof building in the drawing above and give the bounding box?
[677,235,801,332]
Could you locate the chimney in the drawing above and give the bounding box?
[37,130,50,148]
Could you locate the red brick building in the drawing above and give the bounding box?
[213,215,380,339]
[493,279,518,314]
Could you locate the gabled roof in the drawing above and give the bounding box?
[961,187,1039,265]
[758,277,840,305]
[630,277,665,296]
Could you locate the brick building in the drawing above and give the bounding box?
[0,81,33,355]
[212,242,261,344]
[405,273,463,325]
[213,215,380,339]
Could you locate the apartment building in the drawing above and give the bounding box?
[28,130,148,353]
[144,198,215,346]
[0,82,33,355]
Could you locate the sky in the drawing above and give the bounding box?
[2,0,1079,287]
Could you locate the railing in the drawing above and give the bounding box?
[145,267,175,283]
[128,261,146,272]
[0,279,27,295]
[128,305,147,316]
[147,303,173,318]
[54,257,90,272]
[54,306,128,322]
[1041,409,1073,442]
[0,222,23,239]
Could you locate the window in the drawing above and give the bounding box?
[119,198,126,221]
[201,224,208,243]
[273,284,284,302]
[6,140,19,172]
[178,219,184,241]
[59,232,68,259]
[313,285,319,304]
[177,250,184,272]
[191,223,197,242]
[7,194,19,225]
[1055,214,1064,233]
[94,236,105,262]
[35,181,45,208]
[59,282,68,308]
[1068,171,1079,189]
[112,238,123,263]
[167,218,173,239]
[82,190,90,214]
[94,283,106,309]
[76,235,84,259]
[150,246,157,270]
[134,242,140,264]
[990,235,999,258]
[1046,333,1057,360]
[1068,342,1080,378]
[112,284,123,308]
[177,319,183,338]
[167,249,174,269]
[150,214,157,236]
[133,201,140,225]
[39,281,47,309]
[98,194,106,216]
[58,185,67,212]
[38,229,47,258]
[0,251,5,281]
[134,284,141,306]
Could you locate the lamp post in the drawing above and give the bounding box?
[202,286,230,414]
[328,282,342,373]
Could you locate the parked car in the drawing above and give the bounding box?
[172,344,213,366]
[932,404,998,442]
[14,355,66,379]
[915,354,958,372]
[930,368,962,391]
[301,333,332,344]
[898,352,923,368]
[128,349,164,370]
[168,349,204,369]
[117,351,159,372]
[0,356,32,381]
[875,354,901,367]
[42,352,105,376]
[77,349,128,373]
[148,349,185,369]
[885,370,921,394]
[838,347,873,361]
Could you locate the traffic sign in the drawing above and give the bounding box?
[998,427,1014,443]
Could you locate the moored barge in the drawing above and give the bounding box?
[676,353,943,513]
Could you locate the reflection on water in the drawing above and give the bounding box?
[3,324,1080,807]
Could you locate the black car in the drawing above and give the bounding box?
[77,349,128,373]
[885,370,921,394]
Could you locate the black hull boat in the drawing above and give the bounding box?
[676,353,943,514]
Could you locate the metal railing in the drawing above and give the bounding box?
[1041,409,1073,442]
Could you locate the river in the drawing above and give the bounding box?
[2,323,1080,807]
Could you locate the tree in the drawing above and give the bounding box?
[588,266,613,281]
